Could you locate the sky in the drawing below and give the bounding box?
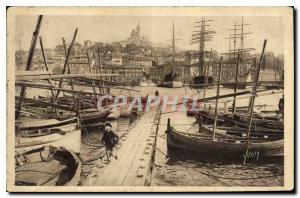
[15,15,285,56]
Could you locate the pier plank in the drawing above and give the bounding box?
[93,110,158,186]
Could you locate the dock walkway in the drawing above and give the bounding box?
[90,108,159,186]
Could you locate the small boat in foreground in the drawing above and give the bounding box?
[15,146,81,186]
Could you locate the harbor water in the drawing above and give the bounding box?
[78,85,283,186]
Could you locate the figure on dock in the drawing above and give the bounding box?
[102,123,119,162]
[278,94,284,116]
[155,89,159,97]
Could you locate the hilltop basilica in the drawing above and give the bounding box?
[125,23,151,46]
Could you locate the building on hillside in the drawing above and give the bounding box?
[129,56,154,74]
[102,64,144,83]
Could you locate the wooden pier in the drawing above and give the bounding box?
[87,108,160,186]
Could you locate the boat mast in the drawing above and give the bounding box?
[232,50,241,114]
[191,17,215,77]
[199,17,205,76]
[225,17,253,114]
[97,46,104,95]
[55,28,78,101]
[212,57,223,141]
[16,15,43,120]
[85,48,97,94]
[61,37,75,92]
[246,39,267,138]
[39,36,55,102]
[202,48,213,99]
[172,20,175,65]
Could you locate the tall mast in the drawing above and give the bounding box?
[172,20,175,65]
[16,15,43,120]
[246,40,267,138]
[54,28,78,102]
[212,57,223,141]
[191,17,215,76]
[240,17,244,61]
[199,17,205,74]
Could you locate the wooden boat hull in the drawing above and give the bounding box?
[15,146,81,186]
[79,110,109,125]
[166,128,283,160]
[222,84,247,89]
[16,117,81,154]
[139,82,149,87]
[190,75,214,89]
[195,111,283,130]
[16,129,81,154]
[162,81,183,88]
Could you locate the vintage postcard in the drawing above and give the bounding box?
[7,6,294,192]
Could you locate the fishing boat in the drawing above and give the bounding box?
[139,77,149,87]
[222,82,247,89]
[15,145,81,186]
[16,117,81,154]
[169,39,283,161]
[166,121,283,160]
[194,110,283,130]
[106,108,121,120]
[190,75,214,89]
[189,18,216,90]
[162,72,183,88]
[139,81,149,87]
[161,21,183,88]
[78,108,110,126]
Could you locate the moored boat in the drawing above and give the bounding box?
[78,108,110,126]
[166,119,283,160]
[16,117,81,154]
[15,146,81,186]
[162,81,183,88]
[190,75,214,89]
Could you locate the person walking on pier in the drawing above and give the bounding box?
[102,123,119,162]
[155,89,159,97]
[278,94,284,116]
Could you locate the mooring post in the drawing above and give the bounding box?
[167,118,170,131]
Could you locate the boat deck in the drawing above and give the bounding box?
[88,109,159,186]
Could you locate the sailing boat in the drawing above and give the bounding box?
[166,40,283,161]
[190,17,215,89]
[162,21,183,88]
[14,15,82,186]
[222,18,255,90]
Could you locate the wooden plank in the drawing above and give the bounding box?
[92,113,147,185]
[16,73,119,81]
[121,125,152,186]
[92,110,157,186]
[15,81,106,96]
[16,96,75,112]
[113,119,152,185]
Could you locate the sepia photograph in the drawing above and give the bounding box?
[6,6,294,192]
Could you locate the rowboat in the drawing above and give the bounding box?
[78,108,110,125]
[194,110,283,130]
[16,117,81,154]
[166,119,284,160]
[190,75,214,89]
[162,81,183,88]
[15,146,81,186]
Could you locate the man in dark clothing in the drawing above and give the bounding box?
[278,94,284,116]
[155,89,159,97]
[102,123,119,162]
